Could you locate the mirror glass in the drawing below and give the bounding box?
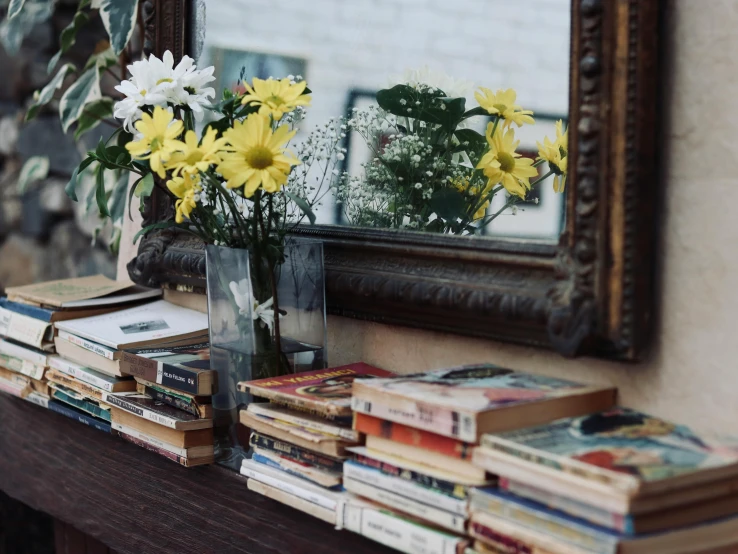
[197,0,570,241]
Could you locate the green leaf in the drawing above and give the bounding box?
[95,164,110,217]
[17,155,49,193]
[59,9,89,53]
[7,0,27,19]
[26,63,75,122]
[74,97,114,140]
[453,128,487,155]
[109,169,128,223]
[134,172,154,198]
[94,0,139,55]
[284,190,316,224]
[429,188,467,222]
[0,0,54,55]
[46,50,62,74]
[83,44,116,71]
[66,156,96,202]
[59,65,102,132]
[461,106,490,120]
[133,220,181,245]
[376,85,466,131]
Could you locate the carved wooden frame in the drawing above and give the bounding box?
[128,0,662,360]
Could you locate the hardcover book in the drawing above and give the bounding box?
[5,275,160,308]
[55,300,209,350]
[477,407,738,498]
[249,432,345,473]
[136,380,212,419]
[102,392,213,431]
[238,362,395,417]
[121,342,214,395]
[351,364,616,443]
[354,412,475,460]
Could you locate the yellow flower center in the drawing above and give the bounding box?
[245,146,274,169]
[185,151,204,165]
[493,103,508,114]
[150,137,162,152]
[156,78,174,85]
[267,95,285,107]
[497,152,515,173]
[140,88,147,96]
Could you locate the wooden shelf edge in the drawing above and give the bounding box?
[0,394,394,554]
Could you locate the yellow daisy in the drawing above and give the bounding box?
[165,127,227,177]
[475,87,534,127]
[536,120,569,192]
[476,124,538,199]
[241,77,312,121]
[126,106,183,178]
[452,177,493,220]
[167,172,201,223]
[217,113,300,197]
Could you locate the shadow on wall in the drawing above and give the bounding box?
[0,3,117,293]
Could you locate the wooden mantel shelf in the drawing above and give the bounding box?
[0,395,395,554]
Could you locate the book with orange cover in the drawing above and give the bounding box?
[354,412,475,460]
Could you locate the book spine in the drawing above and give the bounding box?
[252,452,340,489]
[47,370,105,401]
[101,392,180,429]
[49,357,115,392]
[354,412,475,460]
[25,392,49,408]
[141,385,200,418]
[0,339,47,365]
[343,476,467,533]
[120,352,201,395]
[0,354,46,380]
[0,298,53,322]
[250,405,358,441]
[353,453,468,500]
[58,331,116,360]
[47,401,111,433]
[0,307,52,349]
[351,395,477,443]
[115,430,187,466]
[51,390,111,422]
[500,478,630,534]
[470,494,619,553]
[250,433,344,472]
[343,461,467,516]
[342,503,463,554]
[240,464,338,511]
[111,422,189,457]
[470,521,552,554]
[0,376,29,398]
[247,479,337,526]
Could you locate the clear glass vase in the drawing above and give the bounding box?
[205,237,327,470]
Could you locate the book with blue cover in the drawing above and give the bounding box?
[478,408,738,497]
[48,400,111,433]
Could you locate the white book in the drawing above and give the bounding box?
[0,338,49,365]
[247,403,359,441]
[25,391,50,408]
[57,330,118,360]
[0,352,46,380]
[55,300,208,350]
[342,500,465,554]
[100,391,211,431]
[342,460,467,516]
[0,375,29,398]
[111,422,190,457]
[343,476,467,534]
[240,458,344,512]
[247,479,336,526]
[49,356,121,393]
[0,307,53,349]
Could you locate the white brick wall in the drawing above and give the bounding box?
[201,0,570,238]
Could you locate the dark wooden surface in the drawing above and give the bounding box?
[54,521,114,554]
[0,490,54,554]
[0,395,395,554]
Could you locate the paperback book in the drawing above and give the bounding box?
[111,407,214,448]
[0,306,54,350]
[247,479,336,526]
[46,369,105,401]
[351,364,616,443]
[54,336,123,376]
[0,338,48,366]
[248,402,359,441]
[50,383,111,422]
[48,400,111,433]
[5,275,160,308]
[0,297,125,322]
[102,392,213,431]
[249,432,345,473]
[55,300,209,350]
[239,363,395,417]
[121,342,214,395]
[48,356,136,392]
[136,380,212,419]
[111,421,214,459]
[476,407,738,499]
[0,352,45,380]
[115,429,214,467]
[252,449,343,489]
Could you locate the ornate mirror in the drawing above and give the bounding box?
[129,0,661,361]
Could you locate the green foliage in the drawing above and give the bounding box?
[59,65,102,132]
[73,97,114,140]
[17,155,49,193]
[94,0,139,54]
[376,84,466,131]
[429,188,467,223]
[284,191,316,225]
[47,5,89,74]
[0,0,54,55]
[26,63,75,122]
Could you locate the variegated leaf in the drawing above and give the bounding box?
[17,155,49,193]
[0,0,54,55]
[94,0,138,55]
[26,62,75,122]
[59,65,102,132]
[7,0,26,19]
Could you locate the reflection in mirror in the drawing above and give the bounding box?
[199,0,570,241]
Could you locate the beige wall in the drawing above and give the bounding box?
[326,0,738,435]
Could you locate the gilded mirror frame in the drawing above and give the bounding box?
[128,0,661,361]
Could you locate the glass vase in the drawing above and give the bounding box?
[205,237,327,470]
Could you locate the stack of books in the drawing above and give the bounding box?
[0,275,161,409]
[238,363,394,525]
[347,364,617,554]
[470,407,738,554]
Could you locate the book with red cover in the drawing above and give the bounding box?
[354,412,476,460]
[238,363,394,417]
